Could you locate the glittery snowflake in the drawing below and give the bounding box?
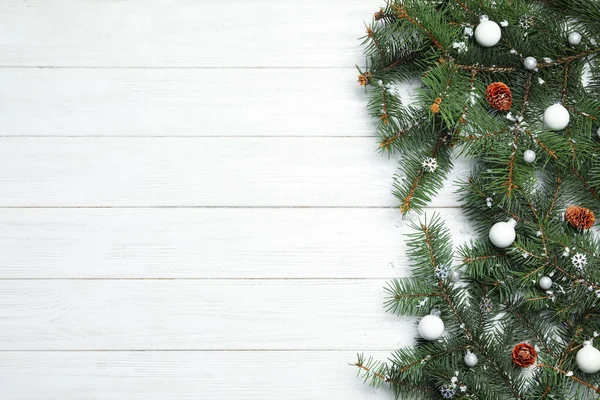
[571,253,587,270]
[519,15,534,29]
[434,265,450,280]
[479,297,494,313]
[440,386,456,399]
[422,157,438,172]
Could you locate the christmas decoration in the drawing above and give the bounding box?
[486,82,512,111]
[512,343,537,368]
[475,16,501,47]
[523,149,536,163]
[576,342,600,374]
[422,157,438,172]
[488,219,517,248]
[539,276,552,290]
[543,103,570,131]
[418,309,444,341]
[356,1,600,397]
[565,205,596,230]
[571,253,587,270]
[479,297,493,313]
[568,32,582,46]
[523,56,537,70]
[464,351,478,367]
[439,386,456,399]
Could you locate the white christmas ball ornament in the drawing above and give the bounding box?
[539,276,552,290]
[464,351,478,367]
[576,342,600,374]
[523,150,536,163]
[523,56,537,70]
[418,310,444,341]
[475,17,502,47]
[544,103,570,131]
[568,32,582,46]
[597,127,600,139]
[489,219,517,249]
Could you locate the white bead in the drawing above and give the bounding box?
[464,352,478,367]
[568,32,582,46]
[418,315,444,341]
[543,104,570,131]
[523,150,536,163]
[475,20,502,47]
[523,56,537,70]
[539,276,552,290]
[489,219,517,248]
[576,345,600,374]
[597,127,600,139]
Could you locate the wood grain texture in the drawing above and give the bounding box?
[0,137,470,207]
[0,68,384,137]
[0,0,380,68]
[0,280,414,351]
[0,351,393,400]
[0,208,472,279]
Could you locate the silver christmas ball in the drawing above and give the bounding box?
[450,270,462,282]
[464,351,478,367]
[597,127,600,139]
[539,276,552,290]
[523,56,537,70]
[568,32,582,46]
[523,150,536,163]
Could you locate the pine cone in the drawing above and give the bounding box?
[486,82,512,111]
[357,72,372,86]
[512,343,537,368]
[565,205,596,230]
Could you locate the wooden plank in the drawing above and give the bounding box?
[0,208,472,279]
[0,0,380,68]
[0,137,470,207]
[0,280,415,350]
[0,69,378,137]
[0,351,392,400]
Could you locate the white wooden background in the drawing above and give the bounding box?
[0,1,472,398]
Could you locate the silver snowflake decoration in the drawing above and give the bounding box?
[479,297,493,313]
[571,253,587,271]
[440,386,456,399]
[519,15,534,29]
[422,157,438,172]
[434,265,450,280]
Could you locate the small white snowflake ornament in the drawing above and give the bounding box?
[422,157,438,172]
[571,253,587,270]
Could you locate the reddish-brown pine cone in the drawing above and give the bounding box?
[486,82,512,111]
[565,205,596,230]
[512,343,537,368]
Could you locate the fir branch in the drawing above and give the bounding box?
[539,364,600,394]
[364,23,384,58]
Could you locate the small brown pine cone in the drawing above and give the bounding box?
[565,205,596,230]
[512,343,537,368]
[374,10,385,20]
[357,73,371,86]
[486,82,512,111]
[430,103,441,114]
